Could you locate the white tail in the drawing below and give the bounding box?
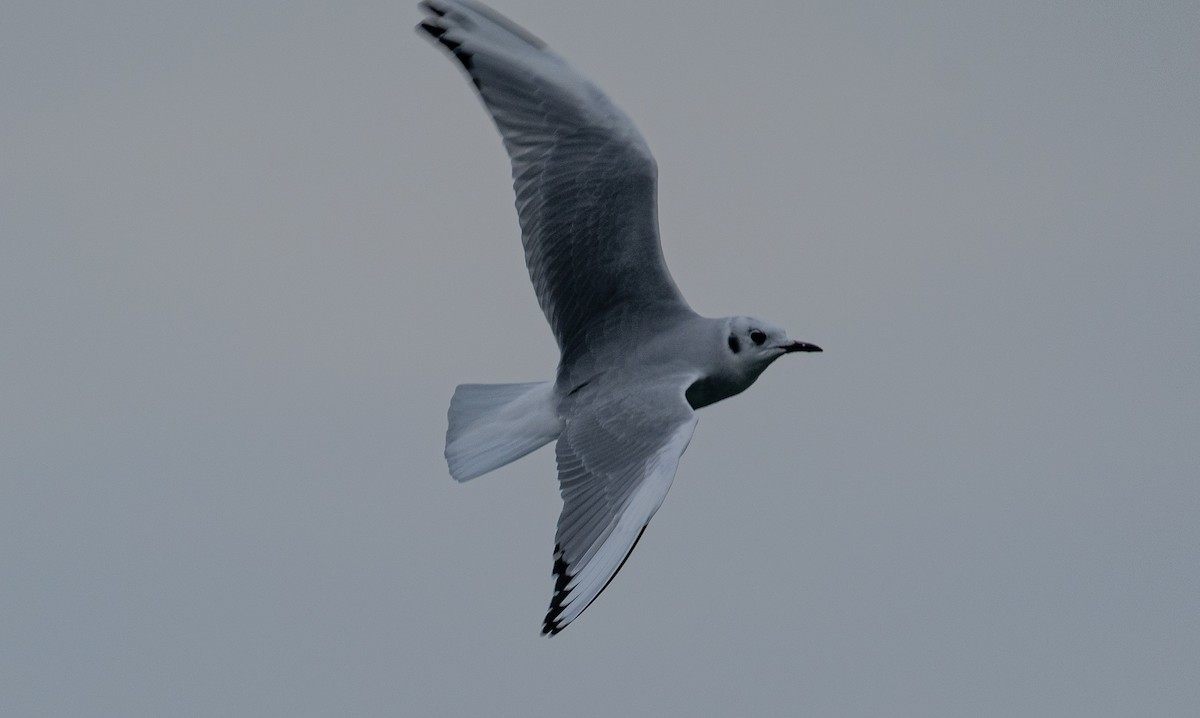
[445,381,563,482]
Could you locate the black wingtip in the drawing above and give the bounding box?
[540,526,650,636]
[541,548,572,636]
[417,0,446,18]
[416,18,477,76]
[416,20,445,39]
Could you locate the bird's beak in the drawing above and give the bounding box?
[782,341,822,353]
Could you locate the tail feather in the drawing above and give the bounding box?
[445,381,562,482]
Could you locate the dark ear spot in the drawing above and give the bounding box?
[727,334,741,353]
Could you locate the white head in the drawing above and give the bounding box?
[724,316,822,368]
[686,316,822,409]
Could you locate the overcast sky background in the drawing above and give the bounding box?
[3,1,1198,715]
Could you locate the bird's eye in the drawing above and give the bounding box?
[750,329,767,345]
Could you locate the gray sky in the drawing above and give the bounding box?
[3,1,1198,715]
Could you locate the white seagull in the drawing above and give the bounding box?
[418,0,822,635]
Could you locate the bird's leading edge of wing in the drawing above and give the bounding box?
[416,0,691,355]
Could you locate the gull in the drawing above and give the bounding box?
[417,0,822,635]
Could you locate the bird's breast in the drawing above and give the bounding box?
[684,372,754,410]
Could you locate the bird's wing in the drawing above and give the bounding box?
[543,376,698,634]
[417,0,693,356]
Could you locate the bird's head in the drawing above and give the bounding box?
[724,316,822,370]
[686,316,822,409]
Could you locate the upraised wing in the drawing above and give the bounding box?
[417,0,692,356]
[543,377,698,634]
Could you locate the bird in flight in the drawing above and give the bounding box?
[417,0,822,635]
